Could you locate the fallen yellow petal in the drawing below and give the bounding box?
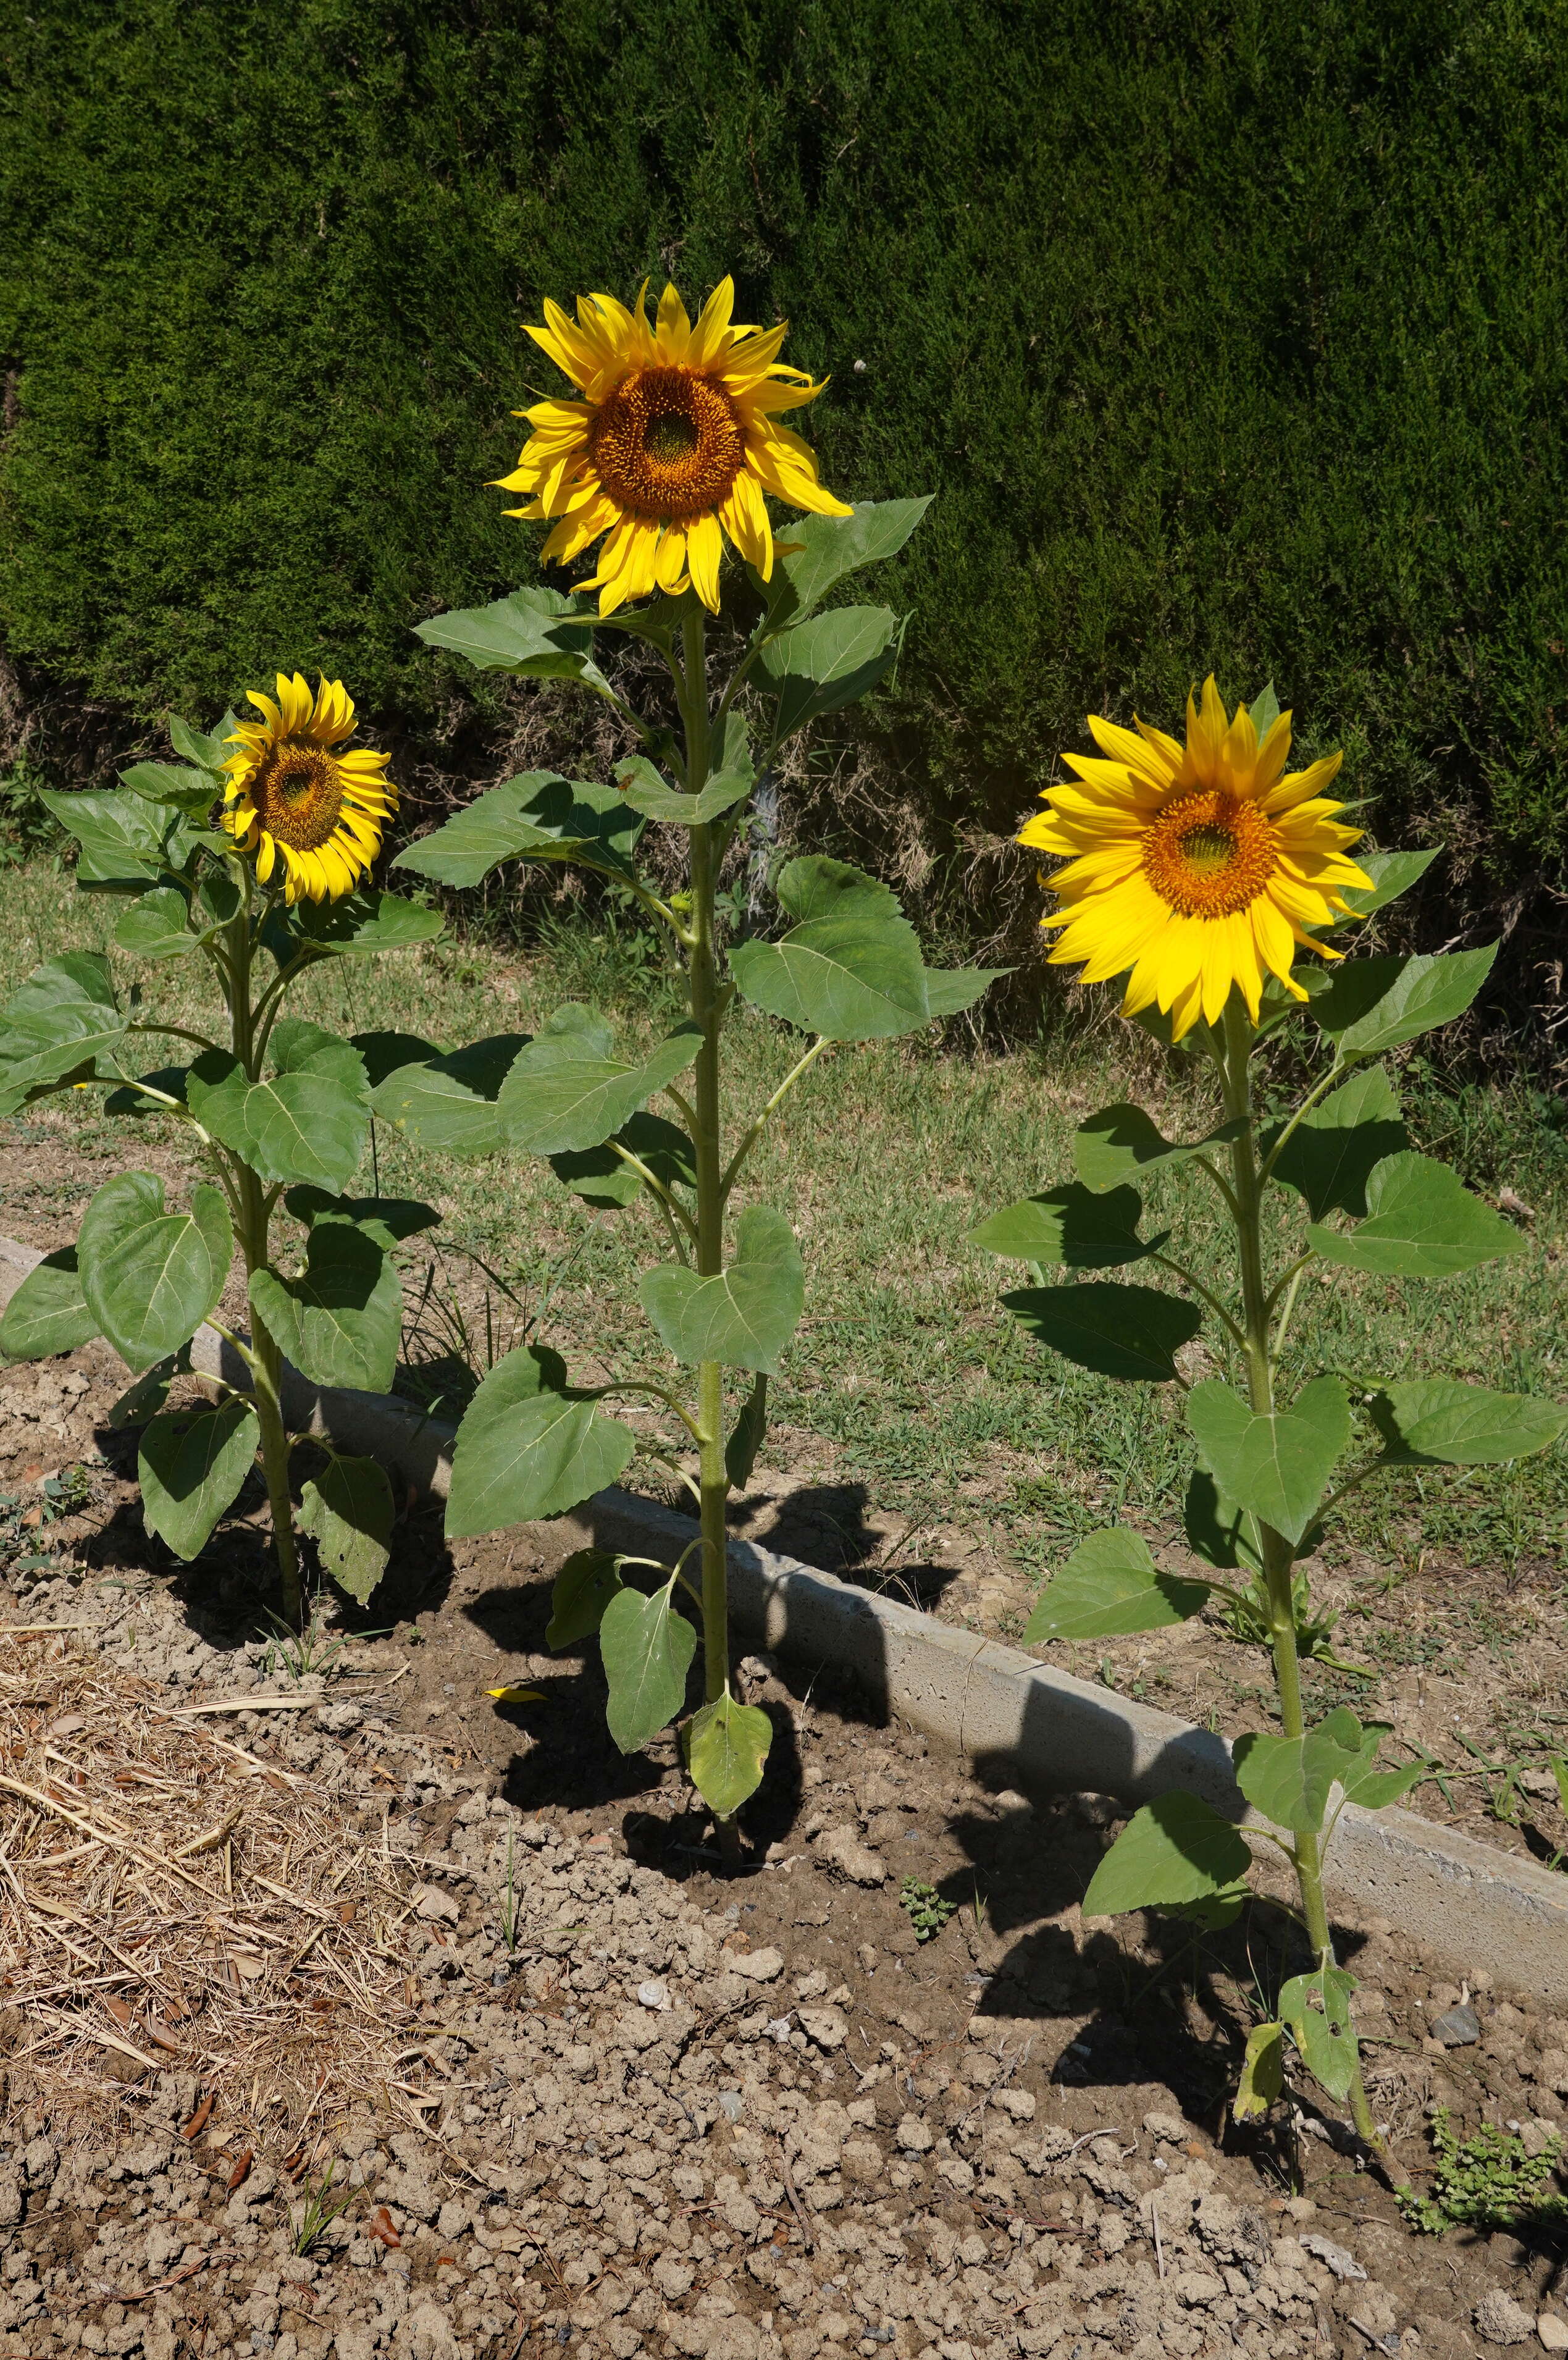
[485,1685,545,1704]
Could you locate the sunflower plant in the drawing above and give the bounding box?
[0,678,444,1623]
[385,276,998,1858]
[975,679,1566,2149]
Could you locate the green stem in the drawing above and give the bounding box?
[225,904,303,1630]
[1219,996,1380,2152]
[678,602,741,1870]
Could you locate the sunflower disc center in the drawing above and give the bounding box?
[590,364,745,521]
[1142,791,1277,917]
[253,742,345,851]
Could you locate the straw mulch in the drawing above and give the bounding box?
[0,1626,426,2151]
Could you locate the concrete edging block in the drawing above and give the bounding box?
[4,1233,1566,1995]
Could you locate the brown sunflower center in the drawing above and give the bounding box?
[1142,789,1277,917]
[251,741,345,852]
[589,364,745,521]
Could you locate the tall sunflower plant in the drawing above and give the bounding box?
[0,679,444,1625]
[388,277,1000,1859]
[975,679,1566,2154]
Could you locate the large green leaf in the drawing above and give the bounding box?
[367,1032,527,1157]
[1265,1065,1407,1219]
[499,1005,702,1156]
[249,1225,402,1393]
[1002,1280,1201,1382]
[1233,1708,1367,1834]
[730,856,929,1041]
[1367,1377,1567,1466]
[600,1582,697,1753]
[1083,1792,1252,1918]
[1336,1724,1430,1813]
[1309,1150,1525,1277]
[921,964,1008,1018]
[117,760,219,817]
[640,1206,805,1373]
[188,1020,371,1193]
[613,755,755,826]
[1279,1967,1359,2100]
[298,1453,394,1604]
[969,1182,1159,1268]
[106,1342,191,1429]
[293,890,445,956]
[1023,1527,1210,1643]
[393,771,643,889]
[0,1248,99,1360]
[1186,1375,1350,1548]
[685,1694,773,1815]
[114,884,202,960]
[445,1345,636,1537]
[1311,944,1497,1057]
[77,1172,231,1372]
[546,1548,626,1648]
[1183,1465,1266,1575]
[1073,1104,1243,1193]
[0,952,125,1113]
[166,714,235,775]
[769,496,932,622]
[38,787,182,888]
[138,1398,259,1560]
[760,605,900,739]
[548,1111,697,1210]
[1333,847,1442,922]
[413,585,608,689]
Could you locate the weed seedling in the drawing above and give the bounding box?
[290,2161,356,2256]
[1398,2108,1567,2235]
[899,1876,957,1942]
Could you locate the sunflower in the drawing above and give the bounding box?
[220,674,395,905]
[1020,678,1372,1039]
[495,277,852,615]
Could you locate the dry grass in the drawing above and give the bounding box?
[0,1627,426,2154]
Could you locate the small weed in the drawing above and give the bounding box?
[289,2161,356,2256]
[899,1877,957,1942]
[1398,2107,1567,2235]
[500,1831,521,1956]
[262,1607,356,1683]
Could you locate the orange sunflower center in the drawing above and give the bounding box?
[250,742,345,852]
[1141,789,1277,918]
[589,365,746,520]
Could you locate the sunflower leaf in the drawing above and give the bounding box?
[970,1183,1161,1268]
[1263,1065,1408,1219]
[117,761,220,817]
[38,787,183,889]
[250,1224,403,1393]
[0,1248,100,1361]
[766,496,933,624]
[1333,847,1442,922]
[187,1020,371,1193]
[293,890,445,955]
[760,605,902,741]
[1083,1792,1252,1918]
[1024,1527,1210,1643]
[114,884,202,960]
[367,1032,528,1157]
[138,1398,259,1561]
[684,1694,773,1816]
[0,953,126,1117]
[414,584,610,691]
[1366,1377,1568,1466]
[299,1453,395,1605]
[600,1583,697,1755]
[548,1110,697,1209]
[500,1007,703,1156]
[731,855,930,1040]
[1186,1375,1351,1547]
[1310,944,1498,1056]
[446,1345,637,1537]
[640,1206,805,1374]
[1308,1151,1525,1277]
[1074,1103,1244,1192]
[77,1172,232,1373]
[611,755,755,827]
[392,771,644,889]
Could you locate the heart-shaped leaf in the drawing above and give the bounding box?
[500,1007,703,1156]
[970,1183,1159,1268]
[1083,1792,1252,1918]
[547,1549,627,1649]
[299,1454,395,1604]
[731,856,931,1043]
[0,953,125,1114]
[413,586,607,688]
[768,496,932,623]
[114,884,202,960]
[1233,1708,1368,1834]
[0,1248,99,1361]
[1265,1065,1407,1219]
[600,1583,696,1754]
[138,1398,259,1560]
[38,787,182,888]
[613,757,755,826]
[1024,1527,1210,1644]
[760,605,901,739]
[1183,1465,1266,1575]
[446,1345,635,1537]
[293,890,445,956]
[367,1031,527,1157]
[1003,1282,1201,1383]
[188,1020,371,1193]
[78,1172,232,1372]
[1279,1967,1359,2099]
[283,1188,439,1251]
[640,1206,804,1373]
[1186,1376,1351,1547]
[685,1694,773,1815]
[1309,1151,1525,1277]
[1073,1104,1243,1193]
[1311,944,1497,1057]
[1367,1378,1567,1466]
[249,1225,402,1393]
[548,1111,698,1210]
[393,771,642,889]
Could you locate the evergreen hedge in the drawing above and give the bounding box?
[2,0,1567,926]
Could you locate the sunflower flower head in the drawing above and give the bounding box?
[495,277,853,616]
[220,674,395,905]
[1020,678,1373,1039]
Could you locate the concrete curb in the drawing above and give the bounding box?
[6,1234,1567,1996]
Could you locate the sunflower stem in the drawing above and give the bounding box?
[1219,994,1380,2153]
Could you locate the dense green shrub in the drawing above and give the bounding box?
[2,0,1567,939]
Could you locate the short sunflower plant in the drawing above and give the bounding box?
[974,679,1566,2151]
[388,276,999,1857]
[0,678,443,1623]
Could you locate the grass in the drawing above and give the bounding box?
[1,856,1564,1605]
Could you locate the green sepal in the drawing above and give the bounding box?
[298,1453,395,1605]
[640,1206,804,1374]
[1186,1375,1350,1548]
[725,1372,768,1492]
[138,1398,259,1560]
[1073,1104,1243,1193]
[366,1031,526,1157]
[684,1694,773,1816]
[1367,1377,1567,1466]
[1234,2022,1285,2122]
[1003,1280,1201,1383]
[499,1005,702,1157]
[599,1581,696,1754]
[392,771,642,890]
[1083,1791,1252,1918]
[546,1548,626,1648]
[1279,1967,1359,2101]
[0,1248,99,1361]
[249,1225,402,1393]
[1024,1527,1210,1644]
[969,1182,1161,1269]
[445,1345,636,1538]
[78,1172,231,1372]
[1309,1150,1525,1277]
